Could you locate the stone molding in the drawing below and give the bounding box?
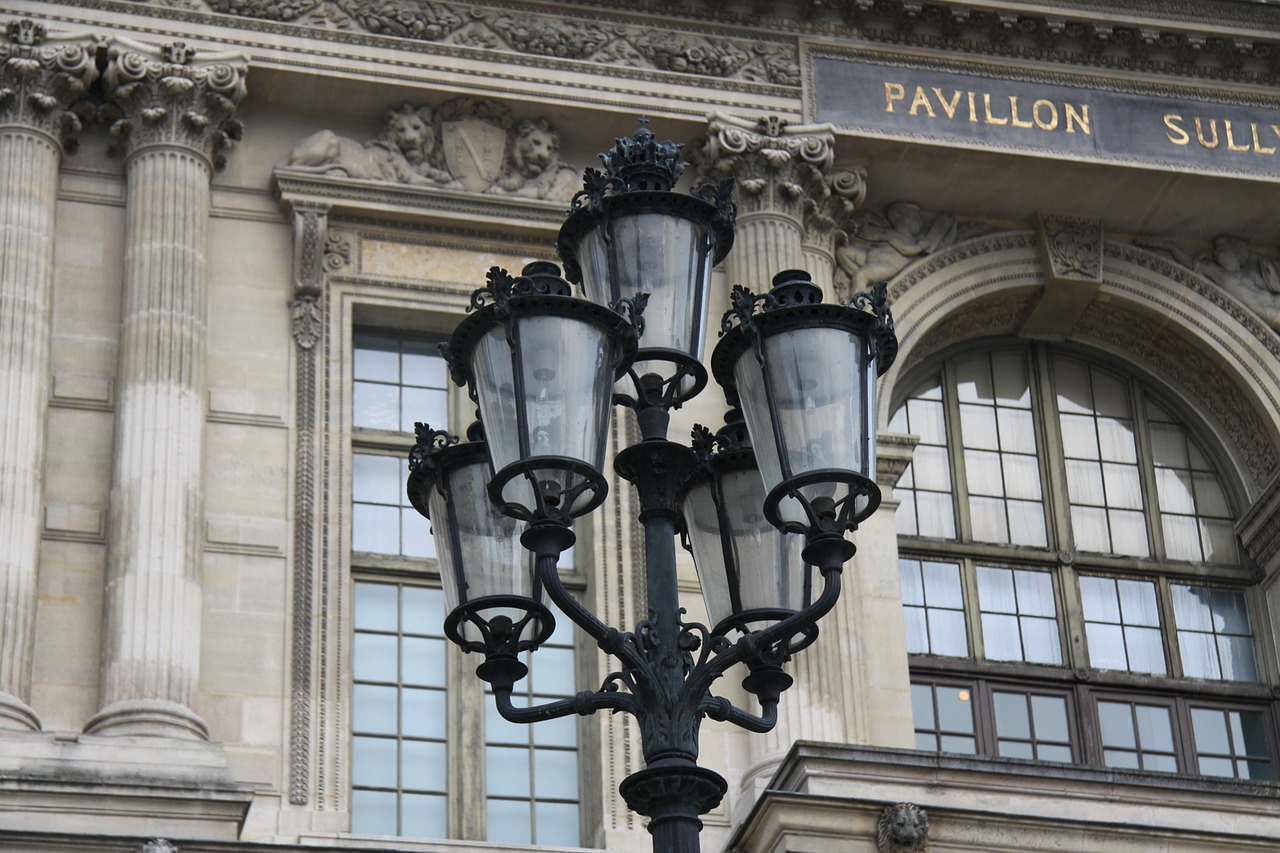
[0,20,98,149]
[102,36,247,167]
[1237,471,1280,582]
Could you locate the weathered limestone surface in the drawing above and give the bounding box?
[0,20,98,732]
[86,38,247,740]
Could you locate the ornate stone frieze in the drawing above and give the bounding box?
[179,0,801,85]
[1133,234,1280,331]
[878,801,929,853]
[139,840,178,853]
[102,37,248,166]
[108,0,1280,86]
[0,20,98,149]
[282,96,580,201]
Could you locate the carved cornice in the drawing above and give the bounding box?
[699,112,860,232]
[102,36,248,166]
[50,0,1280,87]
[0,20,98,150]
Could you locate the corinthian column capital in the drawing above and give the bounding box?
[700,113,864,227]
[0,19,99,150]
[103,37,248,168]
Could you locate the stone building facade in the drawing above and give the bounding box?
[2,1,1280,851]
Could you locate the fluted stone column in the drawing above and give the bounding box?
[85,38,247,739]
[701,113,864,295]
[0,20,98,732]
[700,112,875,783]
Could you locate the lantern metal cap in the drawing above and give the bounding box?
[710,272,898,396]
[600,120,686,193]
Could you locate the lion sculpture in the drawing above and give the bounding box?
[487,118,579,201]
[285,103,455,186]
[877,802,929,853]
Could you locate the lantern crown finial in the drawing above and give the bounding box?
[598,120,687,193]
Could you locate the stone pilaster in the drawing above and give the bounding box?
[700,113,864,294]
[86,38,247,739]
[0,19,98,732]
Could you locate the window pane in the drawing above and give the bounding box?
[1179,632,1221,679]
[911,683,935,729]
[1097,417,1137,463]
[1218,635,1259,682]
[1070,505,1110,553]
[401,793,446,838]
[927,609,969,657]
[977,566,1016,613]
[981,613,1021,661]
[486,746,532,797]
[1031,695,1069,741]
[1124,626,1167,675]
[970,496,1010,543]
[1156,468,1196,514]
[1066,459,1105,506]
[965,449,1004,496]
[353,633,398,682]
[1080,576,1120,622]
[940,735,978,754]
[937,686,975,733]
[402,637,446,687]
[1108,510,1149,558]
[536,802,580,846]
[994,692,1030,739]
[1086,622,1126,670]
[487,799,533,845]
[354,382,399,431]
[907,397,947,444]
[354,684,398,734]
[354,344,399,381]
[1136,705,1175,752]
[916,492,956,539]
[402,740,447,791]
[1007,500,1048,547]
[991,352,1030,406]
[402,687,446,739]
[352,736,397,787]
[903,608,928,654]
[351,790,398,835]
[961,405,999,451]
[1192,707,1230,754]
[353,505,400,554]
[900,560,924,605]
[921,561,963,608]
[1002,455,1042,500]
[355,583,398,630]
[533,748,580,800]
[1059,414,1099,458]
[956,356,993,403]
[1014,571,1055,617]
[1102,464,1143,510]
[1021,616,1062,664]
[996,408,1036,454]
[1098,702,1136,749]
[1117,580,1160,626]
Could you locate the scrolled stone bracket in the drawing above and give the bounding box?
[102,36,248,168]
[0,19,99,151]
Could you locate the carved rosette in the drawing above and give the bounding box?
[103,38,248,167]
[0,19,98,150]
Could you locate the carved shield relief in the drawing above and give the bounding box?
[441,116,507,192]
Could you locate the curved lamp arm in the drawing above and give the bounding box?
[493,684,641,725]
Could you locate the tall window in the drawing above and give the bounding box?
[891,345,1275,781]
[349,330,584,841]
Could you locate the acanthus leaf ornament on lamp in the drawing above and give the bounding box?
[408,122,898,853]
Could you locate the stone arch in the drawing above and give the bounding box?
[878,231,1280,501]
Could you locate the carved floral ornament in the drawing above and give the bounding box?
[137,0,799,85]
[0,19,99,148]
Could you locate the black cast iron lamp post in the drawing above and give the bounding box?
[408,124,897,853]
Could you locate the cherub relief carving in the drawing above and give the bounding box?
[486,118,579,201]
[836,201,959,291]
[1136,234,1280,329]
[285,102,455,185]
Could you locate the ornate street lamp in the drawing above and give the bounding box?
[409,124,898,853]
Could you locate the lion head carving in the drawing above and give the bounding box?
[377,102,437,165]
[511,117,562,177]
[877,802,929,853]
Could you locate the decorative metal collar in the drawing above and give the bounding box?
[466,263,572,314]
[408,423,458,473]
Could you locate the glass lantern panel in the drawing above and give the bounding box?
[576,212,713,360]
[428,456,539,646]
[470,314,616,515]
[734,325,872,527]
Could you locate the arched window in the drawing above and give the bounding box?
[889,343,1274,779]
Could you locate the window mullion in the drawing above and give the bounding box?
[941,359,974,541]
[1130,384,1165,561]
[1155,577,1183,680]
[1030,344,1072,553]
[960,557,985,659]
[1058,562,1088,670]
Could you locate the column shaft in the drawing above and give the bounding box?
[88,146,212,739]
[0,128,60,731]
[727,214,805,290]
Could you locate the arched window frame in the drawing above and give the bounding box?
[890,338,1279,781]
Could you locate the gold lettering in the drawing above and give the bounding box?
[1224,120,1251,152]
[967,91,978,122]
[884,82,906,113]
[933,87,962,119]
[983,93,1008,125]
[1195,117,1219,148]
[1252,123,1276,154]
[1065,104,1091,134]
[1009,96,1034,129]
[1272,124,1280,146]
[1163,114,1190,146]
[909,86,936,117]
[1032,99,1059,131]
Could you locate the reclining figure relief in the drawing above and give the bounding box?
[282,98,579,203]
[285,103,456,186]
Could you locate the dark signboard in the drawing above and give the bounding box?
[813,55,1280,179]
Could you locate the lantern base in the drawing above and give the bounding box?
[615,348,709,413]
[444,596,555,656]
[489,456,609,522]
[763,470,881,536]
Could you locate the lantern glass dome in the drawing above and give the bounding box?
[681,464,809,635]
[711,270,897,536]
[407,427,551,654]
[444,263,639,521]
